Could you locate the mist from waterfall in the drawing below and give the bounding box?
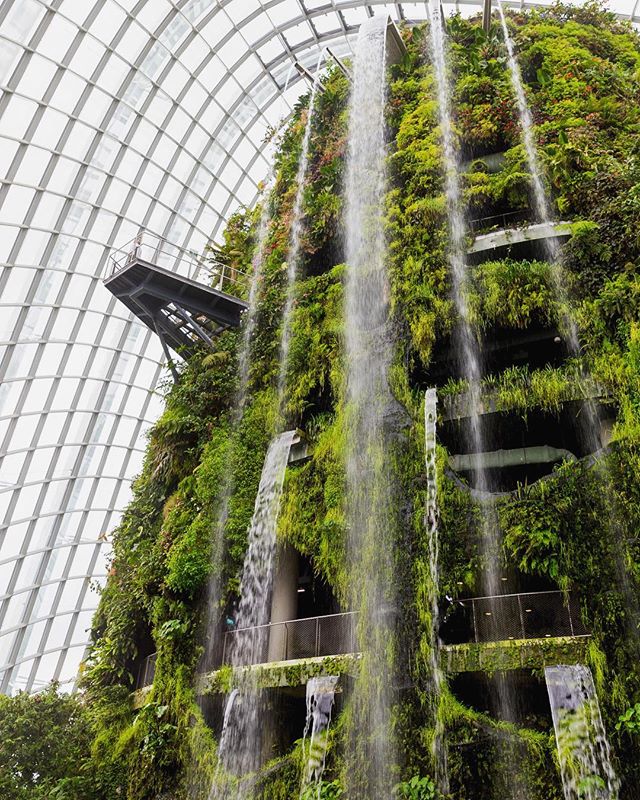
[210,430,297,799]
[426,3,525,794]
[278,55,324,418]
[424,389,449,794]
[497,1,640,656]
[343,13,398,797]
[300,676,339,798]
[199,190,273,676]
[545,665,619,800]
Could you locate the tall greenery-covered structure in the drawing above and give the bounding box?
[66,4,640,799]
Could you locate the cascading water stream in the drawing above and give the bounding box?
[424,389,449,794]
[186,192,273,800]
[343,14,398,797]
[210,430,297,799]
[210,61,327,798]
[199,190,273,676]
[497,2,640,656]
[496,2,578,346]
[426,4,525,795]
[300,676,339,798]
[425,0,504,607]
[545,665,619,800]
[277,52,324,417]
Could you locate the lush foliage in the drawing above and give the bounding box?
[0,685,102,800]
[45,4,640,799]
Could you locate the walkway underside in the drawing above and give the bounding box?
[104,258,248,354]
[196,635,591,694]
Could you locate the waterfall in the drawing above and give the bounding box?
[545,665,619,800]
[425,0,505,601]
[239,198,272,410]
[300,676,339,798]
[495,2,581,343]
[199,190,273,675]
[424,389,449,794]
[211,430,297,797]
[218,689,239,767]
[497,2,640,656]
[278,54,324,416]
[426,4,525,795]
[424,389,449,795]
[343,14,398,796]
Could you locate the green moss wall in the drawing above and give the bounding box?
[79,5,640,799]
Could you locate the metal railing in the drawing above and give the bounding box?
[107,231,248,296]
[135,652,157,689]
[442,590,588,645]
[469,208,532,234]
[222,611,358,666]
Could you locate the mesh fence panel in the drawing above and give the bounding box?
[467,592,586,643]
[286,617,318,660]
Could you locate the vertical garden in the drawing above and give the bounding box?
[8,3,640,799]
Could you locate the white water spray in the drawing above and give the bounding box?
[424,389,449,794]
[200,188,274,675]
[545,665,619,800]
[211,430,297,797]
[278,53,324,415]
[343,14,397,797]
[300,676,339,797]
[426,5,525,794]
[497,3,640,652]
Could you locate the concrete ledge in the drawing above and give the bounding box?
[441,635,591,674]
[132,637,591,707]
[468,221,572,254]
[442,384,610,423]
[199,653,361,694]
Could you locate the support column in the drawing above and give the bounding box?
[483,0,493,33]
[267,545,300,662]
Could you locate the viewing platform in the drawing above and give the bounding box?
[468,218,572,256]
[132,591,590,704]
[103,232,248,358]
[441,382,610,423]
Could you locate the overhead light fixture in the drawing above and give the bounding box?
[484,612,492,616]
[297,588,306,593]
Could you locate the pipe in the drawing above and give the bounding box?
[450,445,578,472]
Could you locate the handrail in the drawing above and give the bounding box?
[469,208,532,233]
[222,610,358,666]
[229,609,357,635]
[458,589,570,603]
[106,231,249,294]
[443,589,588,645]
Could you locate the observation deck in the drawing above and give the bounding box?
[468,215,572,256]
[132,592,590,704]
[103,232,248,359]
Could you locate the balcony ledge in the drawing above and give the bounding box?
[468,221,572,254]
[441,635,591,674]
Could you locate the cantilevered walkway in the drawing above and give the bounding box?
[103,232,248,361]
[133,591,590,703]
